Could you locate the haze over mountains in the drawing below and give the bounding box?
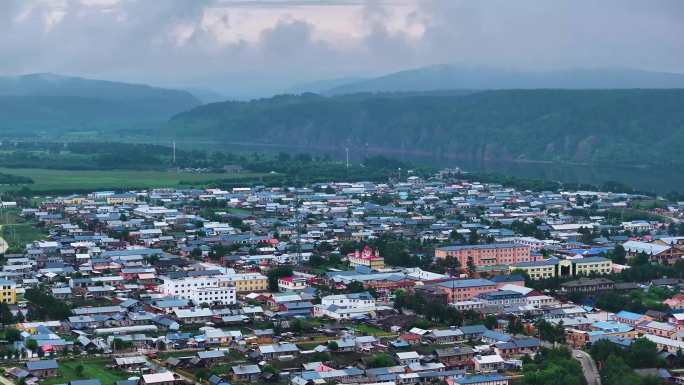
[301,65,684,95]
[0,73,200,134]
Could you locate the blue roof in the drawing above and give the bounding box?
[616,310,643,321]
[591,321,633,333]
[455,374,508,385]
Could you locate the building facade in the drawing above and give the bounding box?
[160,275,237,305]
[435,243,534,267]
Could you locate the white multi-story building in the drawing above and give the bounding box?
[160,275,236,305]
[313,292,376,319]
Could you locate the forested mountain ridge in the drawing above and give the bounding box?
[324,65,684,94]
[168,89,684,166]
[0,73,201,135]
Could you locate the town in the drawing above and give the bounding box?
[1,169,683,385]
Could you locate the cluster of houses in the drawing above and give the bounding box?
[2,171,684,384]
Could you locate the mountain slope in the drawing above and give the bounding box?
[168,89,684,166]
[0,73,201,135]
[325,65,684,94]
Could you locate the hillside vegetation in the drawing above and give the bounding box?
[169,89,684,166]
[0,73,200,136]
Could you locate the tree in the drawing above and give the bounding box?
[345,281,366,293]
[0,303,14,325]
[25,339,38,352]
[267,266,293,291]
[611,244,627,265]
[367,353,395,368]
[328,341,339,351]
[75,364,84,377]
[484,315,498,330]
[468,230,480,245]
[190,247,203,260]
[506,317,524,334]
[4,327,21,343]
[24,288,71,320]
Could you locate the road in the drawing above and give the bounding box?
[573,349,601,385]
[0,225,7,254]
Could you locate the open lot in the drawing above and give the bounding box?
[0,168,266,193]
[40,358,129,385]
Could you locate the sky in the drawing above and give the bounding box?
[1,0,683,97]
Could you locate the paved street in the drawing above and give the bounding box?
[573,349,601,385]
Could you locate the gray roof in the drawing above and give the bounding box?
[232,365,261,375]
[27,359,58,371]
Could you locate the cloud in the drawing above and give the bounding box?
[0,0,682,96]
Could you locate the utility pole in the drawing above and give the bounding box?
[172,141,176,164]
[345,147,349,169]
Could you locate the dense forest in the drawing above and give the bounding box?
[168,89,684,167]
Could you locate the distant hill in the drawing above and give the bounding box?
[0,73,201,136]
[183,87,227,104]
[168,89,684,167]
[325,65,684,94]
[285,77,367,94]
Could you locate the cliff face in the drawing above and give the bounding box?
[168,89,684,166]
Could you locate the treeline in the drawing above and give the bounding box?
[519,347,585,385]
[0,172,33,185]
[24,288,72,320]
[590,339,662,385]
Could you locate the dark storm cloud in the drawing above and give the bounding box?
[0,0,682,95]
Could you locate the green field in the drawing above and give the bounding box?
[42,358,129,385]
[0,167,266,193]
[2,223,46,250]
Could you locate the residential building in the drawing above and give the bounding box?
[313,292,376,320]
[472,354,505,373]
[0,279,17,304]
[160,275,236,305]
[435,279,497,302]
[510,257,612,280]
[435,243,534,267]
[277,276,307,292]
[223,273,268,293]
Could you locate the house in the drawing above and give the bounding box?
[26,359,59,378]
[637,321,677,338]
[113,356,148,370]
[614,310,651,327]
[197,350,227,365]
[313,292,376,320]
[451,374,509,385]
[473,355,505,373]
[396,351,421,365]
[258,343,300,359]
[435,346,476,369]
[141,372,177,385]
[398,332,423,345]
[494,338,540,358]
[460,325,489,341]
[231,364,262,382]
[174,308,213,324]
[560,278,614,293]
[427,329,464,344]
[278,276,308,292]
[355,336,378,352]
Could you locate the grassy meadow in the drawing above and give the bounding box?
[0,167,266,193]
